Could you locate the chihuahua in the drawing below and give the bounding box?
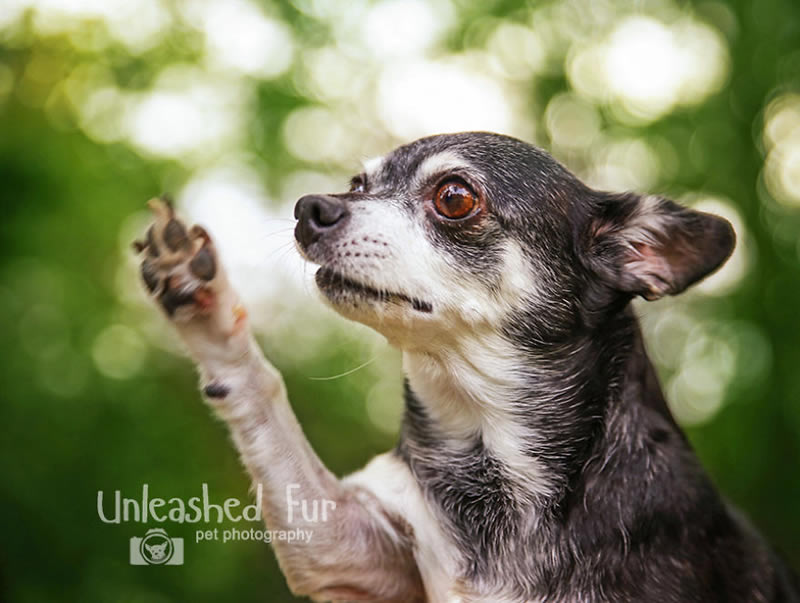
[134,132,798,602]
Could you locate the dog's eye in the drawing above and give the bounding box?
[349,175,366,193]
[434,180,478,220]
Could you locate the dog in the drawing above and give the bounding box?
[144,542,169,562]
[134,132,799,602]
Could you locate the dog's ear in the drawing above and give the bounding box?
[581,194,735,300]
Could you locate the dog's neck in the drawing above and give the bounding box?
[399,305,642,507]
[397,306,662,582]
[401,330,557,502]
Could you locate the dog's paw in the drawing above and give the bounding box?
[133,196,246,338]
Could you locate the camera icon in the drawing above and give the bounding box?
[130,528,184,565]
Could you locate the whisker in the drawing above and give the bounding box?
[258,227,295,241]
[308,356,378,381]
[301,258,315,298]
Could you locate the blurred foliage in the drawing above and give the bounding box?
[1,0,800,601]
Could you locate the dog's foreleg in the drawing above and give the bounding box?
[200,336,423,602]
[134,199,423,602]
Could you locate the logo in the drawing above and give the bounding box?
[130,528,184,565]
[100,483,332,564]
[98,483,263,524]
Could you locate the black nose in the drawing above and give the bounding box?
[294,194,349,249]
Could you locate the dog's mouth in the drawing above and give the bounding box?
[315,267,433,314]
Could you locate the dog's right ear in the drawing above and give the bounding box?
[579,193,735,301]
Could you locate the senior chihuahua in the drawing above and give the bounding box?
[134,132,798,602]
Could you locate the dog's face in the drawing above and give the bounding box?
[294,132,734,350]
[145,542,168,560]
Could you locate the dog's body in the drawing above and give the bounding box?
[135,132,798,602]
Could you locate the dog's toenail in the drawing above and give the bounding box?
[189,247,216,281]
[164,219,190,251]
[140,261,160,293]
[146,226,159,257]
[203,383,230,398]
[190,224,211,244]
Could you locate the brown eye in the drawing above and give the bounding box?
[434,180,478,220]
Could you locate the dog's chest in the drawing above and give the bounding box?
[345,453,468,602]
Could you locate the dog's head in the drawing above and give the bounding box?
[145,542,168,560]
[294,132,734,350]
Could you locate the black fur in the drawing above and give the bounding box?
[385,133,799,601]
[294,131,798,601]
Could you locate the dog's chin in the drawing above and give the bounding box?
[314,267,433,316]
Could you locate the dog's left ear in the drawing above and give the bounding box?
[581,194,735,300]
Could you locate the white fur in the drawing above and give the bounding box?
[414,151,475,187]
[316,198,553,504]
[362,155,385,178]
[319,192,539,345]
[348,453,548,602]
[147,153,561,600]
[345,454,464,602]
[403,335,553,506]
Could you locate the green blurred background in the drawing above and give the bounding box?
[1,0,799,601]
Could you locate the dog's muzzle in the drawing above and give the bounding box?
[294,194,349,249]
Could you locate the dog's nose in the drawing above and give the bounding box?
[294,194,349,248]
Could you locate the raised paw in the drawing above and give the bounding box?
[133,196,246,336]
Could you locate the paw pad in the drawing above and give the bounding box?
[133,195,220,317]
[203,383,230,399]
[163,219,190,252]
[189,246,216,281]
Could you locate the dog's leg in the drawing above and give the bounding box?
[133,198,424,602]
